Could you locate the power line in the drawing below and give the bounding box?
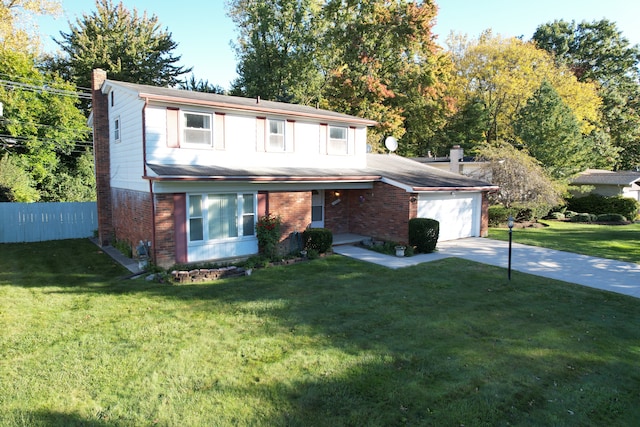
[0,71,93,93]
[0,79,92,99]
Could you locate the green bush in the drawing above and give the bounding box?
[409,218,439,253]
[302,228,333,253]
[570,212,597,223]
[488,205,521,226]
[596,213,627,222]
[567,194,639,221]
[548,211,565,220]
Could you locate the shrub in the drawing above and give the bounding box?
[302,228,333,253]
[567,194,639,221]
[548,211,565,220]
[570,212,596,223]
[488,205,522,226]
[409,218,439,253]
[596,213,627,223]
[256,214,281,260]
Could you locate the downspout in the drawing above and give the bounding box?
[142,98,157,265]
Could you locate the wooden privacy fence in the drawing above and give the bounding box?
[0,202,97,243]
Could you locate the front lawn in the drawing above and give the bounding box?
[489,220,640,264]
[1,239,639,425]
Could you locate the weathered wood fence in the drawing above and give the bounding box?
[0,202,97,243]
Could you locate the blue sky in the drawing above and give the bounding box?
[37,0,640,90]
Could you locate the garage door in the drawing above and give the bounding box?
[417,193,481,241]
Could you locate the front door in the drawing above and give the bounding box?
[311,190,324,228]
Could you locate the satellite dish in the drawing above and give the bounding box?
[366,144,372,153]
[385,136,398,152]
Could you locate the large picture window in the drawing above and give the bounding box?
[183,111,212,145]
[187,193,256,243]
[328,125,348,154]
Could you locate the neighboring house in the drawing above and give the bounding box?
[412,145,489,179]
[570,169,640,201]
[90,69,498,267]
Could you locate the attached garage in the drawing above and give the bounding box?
[417,192,482,241]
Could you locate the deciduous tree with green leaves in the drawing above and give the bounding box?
[533,19,640,169]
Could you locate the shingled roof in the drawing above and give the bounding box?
[146,154,498,192]
[103,80,377,126]
[571,169,640,186]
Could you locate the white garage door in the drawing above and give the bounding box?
[417,193,481,241]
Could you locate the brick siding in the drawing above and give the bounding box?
[267,191,311,253]
[111,188,153,254]
[154,193,177,267]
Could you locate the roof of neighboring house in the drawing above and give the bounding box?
[146,154,498,192]
[102,80,378,126]
[571,169,640,186]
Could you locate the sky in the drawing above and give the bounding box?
[36,0,640,90]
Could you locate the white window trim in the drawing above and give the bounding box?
[181,110,213,148]
[267,118,286,152]
[113,116,121,143]
[187,193,257,245]
[328,125,348,155]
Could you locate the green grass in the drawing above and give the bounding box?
[1,239,640,425]
[489,220,640,264]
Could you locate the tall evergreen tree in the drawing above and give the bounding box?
[53,0,190,92]
[514,81,590,179]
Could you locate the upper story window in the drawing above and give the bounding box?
[268,119,285,151]
[183,111,212,146]
[113,117,121,142]
[328,125,348,155]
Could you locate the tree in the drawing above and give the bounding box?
[533,19,640,84]
[0,47,92,201]
[514,81,594,179]
[533,19,640,169]
[228,0,324,104]
[228,0,445,152]
[446,31,602,146]
[179,74,225,94]
[0,0,61,52]
[53,0,190,92]
[320,0,441,150]
[476,143,563,216]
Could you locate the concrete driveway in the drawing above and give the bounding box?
[333,238,640,299]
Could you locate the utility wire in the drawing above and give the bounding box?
[0,79,92,99]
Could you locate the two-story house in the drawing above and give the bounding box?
[91,69,497,267]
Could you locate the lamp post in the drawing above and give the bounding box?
[507,215,514,280]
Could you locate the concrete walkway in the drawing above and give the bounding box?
[333,237,640,299]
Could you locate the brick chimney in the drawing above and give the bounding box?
[449,145,463,174]
[92,69,113,246]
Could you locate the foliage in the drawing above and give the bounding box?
[256,213,281,259]
[228,0,323,104]
[408,217,439,253]
[596,213,627,222]
[475,143,564,213]
[570,212,597,223]
[4,239,640,425]
[533,19,640,169]
[228,0,444,152]
[302,227,333,254]
[0,46,94,201]
[52,0,190,96]
[0,0,61,52]
[487,205,519,227]
[0,153,39,202]
[178,74,225,94]
[567,194,640,221]
[514,81,594,179]
[445,31,602,147]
